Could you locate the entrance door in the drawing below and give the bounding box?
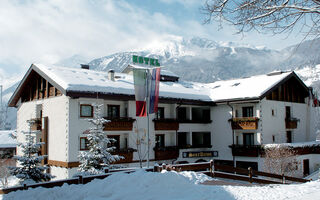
[303,159,310,176]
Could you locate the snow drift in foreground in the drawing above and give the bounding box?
[1,170,320,200]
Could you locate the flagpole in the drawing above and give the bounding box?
[146,69,150,168]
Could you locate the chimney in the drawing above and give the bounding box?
[108,69,115,81]
[81,64,90,70]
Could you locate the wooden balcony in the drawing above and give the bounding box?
[154,146,179,161]
[112,148,136,164]
[153,119,179,131]
[285,118,299,129]
[103,118,135,131]
[30,118,42,131]
[230,117,259,130]
[229,145,262,157]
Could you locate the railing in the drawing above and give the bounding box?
[153,119,179,131]
[103,117,135,131]
[229,145,262,157]
[285,118,299,129]
[230,117,259,130]
[0,161,309,195]
[153,146,179,160]
[112,148,136,164]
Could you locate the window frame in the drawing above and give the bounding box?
[242,106,254,117]
[107,105,120,119]
[156,107,165,119]
[80,137,89,150]
[80,104,93,118]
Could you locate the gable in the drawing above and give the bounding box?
[263,73,309,103]
[8,66,63,107]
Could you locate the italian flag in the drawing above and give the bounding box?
[133,68,147,117]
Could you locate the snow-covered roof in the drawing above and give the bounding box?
[207,71,293,102]
[0,130,17,148]
[9,64,307,107]
[33,64,211,102]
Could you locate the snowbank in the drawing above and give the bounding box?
[2,170,320,200]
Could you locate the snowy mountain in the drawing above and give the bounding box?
[88,37,287,82]
[3,36,320,130]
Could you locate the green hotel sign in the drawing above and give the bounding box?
[132,55,160,66]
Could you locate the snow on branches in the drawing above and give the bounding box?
[9,119,53,185]
[77,104,123,176]
[203,0,320,37]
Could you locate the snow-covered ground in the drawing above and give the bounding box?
[1,170,320,200]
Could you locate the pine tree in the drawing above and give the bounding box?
[77,104,122,175]
[9,119,53,184]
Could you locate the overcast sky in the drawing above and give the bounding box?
[0,0,306,78]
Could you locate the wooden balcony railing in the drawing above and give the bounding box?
[30,118,42,131]
[112,148,136,164]
[153,119,179,131]
[229,145,262,157]
[285,118,299,129]
[230,117,259,130]
[103,117,135,131]
[154,146,179,161]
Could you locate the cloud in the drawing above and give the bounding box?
[0,0,182,72]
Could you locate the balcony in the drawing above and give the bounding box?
[229,145,262,157]
[285,118,299,129]
[153,119,179,131]
[112,148,136,164]
[230,117,259,130]
[29,118,42,131]
[103,117,135,131]
[154,146,179,161]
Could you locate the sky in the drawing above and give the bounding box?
[0,0,307,79]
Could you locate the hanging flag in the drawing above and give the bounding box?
[133,68,147,117]
[149,67,161,114]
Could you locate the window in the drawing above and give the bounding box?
[286,131,292,143]
[80,104,93,118]
[272,135,275,143]
[177,107,187,121]
[243,133,254,146]
[242,106,253,117]
[192,132,211,148]
[155,134,165,148]
[272,109,275,116]
[80,137,89,150]
[108,105,120,119]
[236,136,239,145]
[178,132,188,148]
[286,106,291,119]
[108,135,120,150]
[156,107,165,119]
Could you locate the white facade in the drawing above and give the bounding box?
[9,64,320,179]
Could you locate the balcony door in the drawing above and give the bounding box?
[155,134,165,148]
[108,105,120,119]
[177,132,188,148]
[242,106,253,117]
[108,135,120,150]
[243,133,254,146]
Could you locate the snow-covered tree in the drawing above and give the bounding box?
[203,0,320,38]
[9,119,53,184]
[77,104,122,175]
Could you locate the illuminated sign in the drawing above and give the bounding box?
[182,151,218,158]
[132,55,160,66]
